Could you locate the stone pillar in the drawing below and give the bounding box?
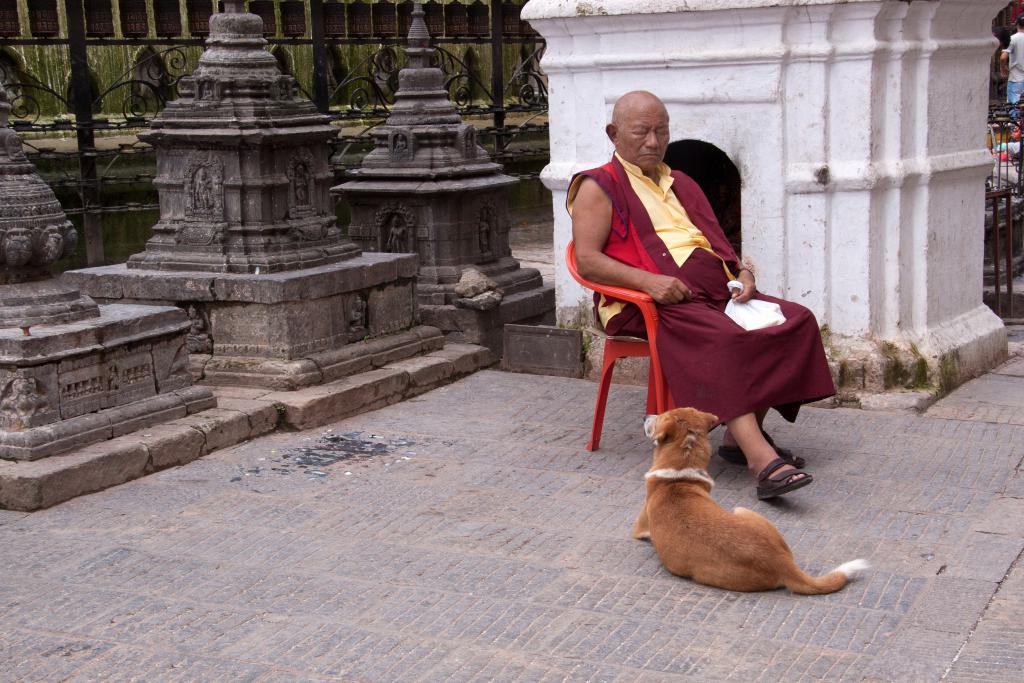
[0,89,214,461]
[523,0,1007,393]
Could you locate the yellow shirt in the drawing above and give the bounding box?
[568,153,735,327]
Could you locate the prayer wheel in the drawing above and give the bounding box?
[154,0,184,37]
[187,0,213,37]
[119,0,150,38]
[247,0,277,36]
[280,1,306,37]
[323,1,346,37]
[423,0,443,37]
[84,0,115,37]
[29,0,59,38]
[467,0,488,37]
[501,1,521,37]
[347,0,371,38]
[372,1,398,38]
[445,2,469,38]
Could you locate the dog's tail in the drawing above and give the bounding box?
[781,558,871,595]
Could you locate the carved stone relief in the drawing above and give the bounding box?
[185,304,213,354]
[375,203,416,254]
[0,376,49,430]
[348,292,368,342]
[462,125,477,159]
[389,130,414,161]
[477,203,496,258]
[184,157,225,221]
[286,148,317,223]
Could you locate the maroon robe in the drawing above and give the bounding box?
[573,157,835,424]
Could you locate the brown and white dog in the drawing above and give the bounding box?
[632,407,869,594]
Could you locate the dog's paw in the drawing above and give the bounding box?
[834,558,871,579]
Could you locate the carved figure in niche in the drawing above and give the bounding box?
[185,304,213,354]
[374,203,416,254]
[193,167,214,213]
[293,162,310,206]
[390,131,412,160]
[478,213,491,255]
[348,294,368,340]
[3,227,32,266]
[0,377,48,427]
[107,364,120,392]
[463,126,477,159]
[196,80,213,100]
[383,213,410,253]
[477,204,497,259]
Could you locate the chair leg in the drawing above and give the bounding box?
[645,363,658,416]
[588,346,619,451]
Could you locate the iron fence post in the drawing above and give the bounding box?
[310,0,330,112]
[65,0,104,266]
[490,0,505,156]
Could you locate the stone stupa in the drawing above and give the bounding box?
[64,1,443,391]
[0,88,214,461]
[334,3,554,351]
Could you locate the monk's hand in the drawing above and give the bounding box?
[644,273,691,304]
[732,269,756,303]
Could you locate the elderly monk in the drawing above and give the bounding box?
[569,91,835,499]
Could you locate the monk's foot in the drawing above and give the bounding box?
[751,457,813,500]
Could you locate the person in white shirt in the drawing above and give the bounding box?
[1005,16,1024,104]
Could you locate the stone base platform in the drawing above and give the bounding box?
[0,386,215,462]
[1,304,215,461]
[827,305,1008,398]
[193,325,447,391]
[63,252,422,389]
[0,342,490,510]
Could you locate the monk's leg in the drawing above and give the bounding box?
[722,408,769,448]
[725,413,808,488]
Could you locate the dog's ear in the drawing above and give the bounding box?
[646,413,676,445]
[701,411,719,433]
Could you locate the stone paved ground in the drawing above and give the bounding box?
[2,358,1023,681]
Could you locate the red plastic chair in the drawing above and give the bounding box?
[566,241,672,450]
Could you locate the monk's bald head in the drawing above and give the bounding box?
[607,91,670,177]
[611,91,668,127]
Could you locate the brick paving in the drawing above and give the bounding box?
[2,357,1023,681]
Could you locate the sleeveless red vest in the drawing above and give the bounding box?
[570,156,740,280]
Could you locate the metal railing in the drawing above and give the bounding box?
[0,0,549,266]
[987,102,1022,316]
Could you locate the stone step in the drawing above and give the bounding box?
[0,342,492,511]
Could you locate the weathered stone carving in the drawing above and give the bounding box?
[0,85,213,461]
[477,203,495,257]
[376,203,416,253]
[126,1,359,273]
[333,4,554,350]
[348,293,368,341]
[0,377,48,429]
[390,130,413,161]
[185,304,213,354]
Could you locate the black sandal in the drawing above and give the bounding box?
[756,458,813,500]
[718,430,806,468]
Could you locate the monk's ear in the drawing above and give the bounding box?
[606,122,618,144]
[645,413,676,445]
